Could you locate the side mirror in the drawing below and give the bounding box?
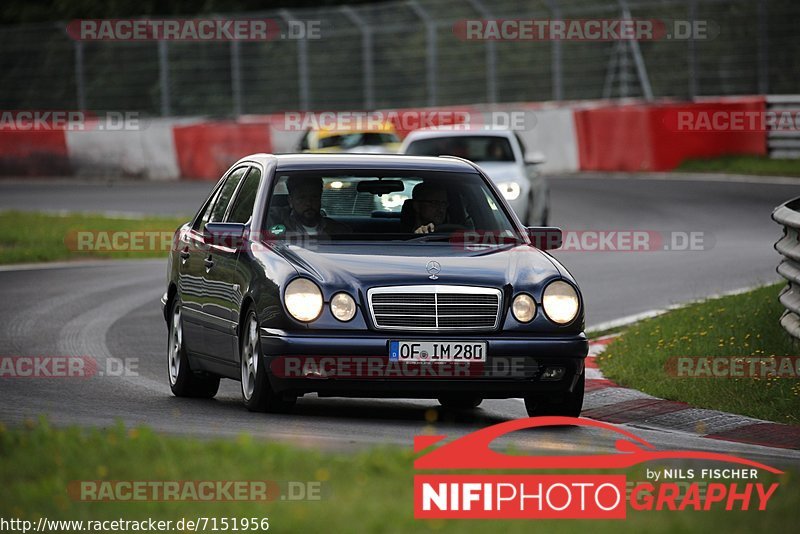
[526,226,562,250]
[524,151,546,166]
[203,222,246,248]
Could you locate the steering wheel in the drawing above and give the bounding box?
[407,223,469,242]
[429,223,468,233]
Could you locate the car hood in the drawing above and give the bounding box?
[473,161,524,183]
[265,243,559,291]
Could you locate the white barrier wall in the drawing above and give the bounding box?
[64,118,184,180]
[267,127,305,154]
[515,106,580,173]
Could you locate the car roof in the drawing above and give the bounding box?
[261,153,479,173]
[402,128,515,141]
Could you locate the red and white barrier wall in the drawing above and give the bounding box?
[573,96,766,172]
[0,96,768,179]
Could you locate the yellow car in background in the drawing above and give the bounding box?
[296,122,402,154]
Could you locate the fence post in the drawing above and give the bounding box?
[408,0,437,107]
[619,0,653,101]
[230,39,243,117]
[467,0,497,104]
[757,0,769,94]
[546,0,563,101]
[158,40,171,116]
[280,9,311,111]
[73,40,86,110]
[341,6,375,110]
[687,0,697,98]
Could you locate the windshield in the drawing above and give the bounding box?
[405,135,515,162]
[262,169,520,245]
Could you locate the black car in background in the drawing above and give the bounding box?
[162,154,587,416]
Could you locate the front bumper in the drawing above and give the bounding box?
[260,329,588,398]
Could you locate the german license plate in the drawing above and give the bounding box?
[389,341,486,362]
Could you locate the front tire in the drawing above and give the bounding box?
[523,372,584,417]
[167,298,220,398]
[240,308,296,413]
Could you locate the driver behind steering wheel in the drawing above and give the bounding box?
[409,182,450,234]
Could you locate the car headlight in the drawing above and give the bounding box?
[330,292,356,322]
[542,280,580,325]
[511,293,536,323]
[497,182,521,201]
[284,278,323,322]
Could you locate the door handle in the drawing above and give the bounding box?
[204,256,214,270]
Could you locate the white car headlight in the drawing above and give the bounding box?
[284,278,323,322]
[330,292,356,322]
[542,280,580,325]
[497,182,521,201]
[511,293,536,323]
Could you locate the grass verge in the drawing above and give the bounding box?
[676,156,800,177]
[0,419,797,532]
[0,211,186,264]
[597,283,800,425]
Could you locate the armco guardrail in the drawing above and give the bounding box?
[773,196,800,340]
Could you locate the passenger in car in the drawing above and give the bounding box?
[266,175,351,237]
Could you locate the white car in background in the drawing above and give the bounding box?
[400,128,550,226]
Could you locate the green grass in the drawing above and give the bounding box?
[597,284,800,425]
[1,419,798,533]
[0,211,187,264]
[676,156,800,177]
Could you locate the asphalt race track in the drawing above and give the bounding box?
[1,175,799,466]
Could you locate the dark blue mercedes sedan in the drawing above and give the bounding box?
[162,153,588,416]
